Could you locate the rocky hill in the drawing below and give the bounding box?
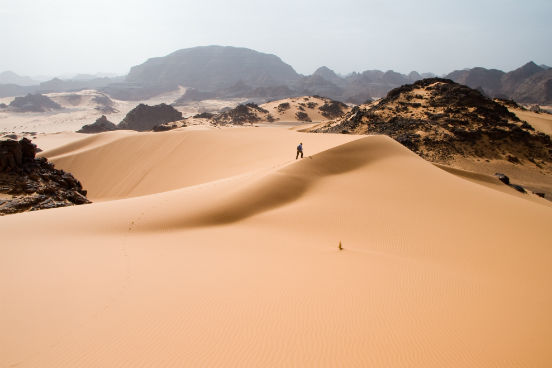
[7,93,62,112]
[78,115,118,133]
[311,78,552,174]
[0,138,90,215]
[118,103,183,131]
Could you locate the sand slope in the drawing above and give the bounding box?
[512,108,552,136]
[42,128,361,201]
[2,128,552,367]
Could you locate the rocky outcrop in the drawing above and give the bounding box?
[0,138,90,215]
[312,78,552,170]
[8,93,62,112]
[118,103,183,131]
[77,115,117,133]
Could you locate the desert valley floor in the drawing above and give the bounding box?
[1,126,552,367]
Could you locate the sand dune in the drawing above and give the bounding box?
[512,108,552,136]
[2,128,552,367]
[42,128,361,201]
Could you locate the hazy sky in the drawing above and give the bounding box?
[1,0,551,77]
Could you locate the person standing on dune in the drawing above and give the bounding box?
[296,142,303,159]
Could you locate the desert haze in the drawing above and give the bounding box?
[1,123,551,366]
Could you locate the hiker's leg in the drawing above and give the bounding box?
[301,151,303,158]
[296,150,299,159]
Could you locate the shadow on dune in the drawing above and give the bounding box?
[141,136,412,231]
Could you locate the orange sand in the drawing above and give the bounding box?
[1,127,551,367]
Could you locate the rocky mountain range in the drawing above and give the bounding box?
[1,46,551,104]
[446,62,552,104]
[106,46,434,103]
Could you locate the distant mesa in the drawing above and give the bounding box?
[77,115,117,134]
[7,93,62,112]
[126,46,300,93]
[311,78,552,173]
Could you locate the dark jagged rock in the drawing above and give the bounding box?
[494,173,528,194]
[0,103,7,108]
[495,173,510,185]
[312,79,552,171]
[8,93,62,112]
[0,138,90,215]
[118,103,183,131]
[77,115,118,133]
